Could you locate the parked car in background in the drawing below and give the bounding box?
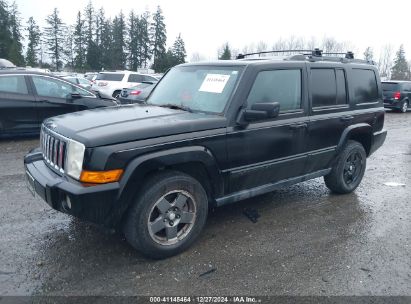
[118,82,157,104]
[91,71,160,98]
[382,81,410,113]
[62,75,93,90]
[0,58,16,69]
[84,72,98,83]
[0,71,118,137]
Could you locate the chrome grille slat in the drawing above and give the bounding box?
[40,125,67,174]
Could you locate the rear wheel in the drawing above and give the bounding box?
[112,90,121,99]
[400,100,408,113]
[124,171,208,259]
[324,140,366,194]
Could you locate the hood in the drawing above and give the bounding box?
[44,105,227,147]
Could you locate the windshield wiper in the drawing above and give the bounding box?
[147,103,192,112]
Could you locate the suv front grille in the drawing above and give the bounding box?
[40,126,67,174]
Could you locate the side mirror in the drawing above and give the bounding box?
[237,102,280,125]
[67,93,82,102]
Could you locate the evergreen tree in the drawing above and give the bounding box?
[0,0,12,59]
[73,11,86,71]
[391,45,409,80]
[25,16,41,67]
[363,47,374,62]
[112,11,126,70]
[44,8,66,71]
[127,10,139,70]
[219,43,231,60]
[150,6,167,72]
[8,1,24,66]
[84,1,96,69]
[138,11,151,68]
[94,7,106,70]
[100,18,113,70]
[64,26,75,70]
[171,33,186,64]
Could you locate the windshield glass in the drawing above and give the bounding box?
[382,83,399,91]
[147,65,243,113]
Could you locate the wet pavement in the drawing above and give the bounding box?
[0,111,410,296]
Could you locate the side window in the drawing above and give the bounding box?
[336,69,347,105]
[128,74,143,83]
[311,69,337,107]
[0,75,28,94]
[247,69,302,112]
[32,76,93,98]
[351,69,379,103]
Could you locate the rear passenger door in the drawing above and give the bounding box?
[0,74,39,135]
[306,66,350,173]
[226,64,309,193]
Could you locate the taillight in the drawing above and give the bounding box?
[393,91,401,100]
[130,90,141,95]
[98,82,108,87]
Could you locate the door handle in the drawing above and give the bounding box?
[340,115,354,122]
[289,123,308,130]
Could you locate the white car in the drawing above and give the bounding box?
[91,71,160,98]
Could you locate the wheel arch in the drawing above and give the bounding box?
[337,123,373,156]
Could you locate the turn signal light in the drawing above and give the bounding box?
[80,169,124,184]
[393,91,401,100]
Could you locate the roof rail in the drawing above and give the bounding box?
[236,49,322,59]
[236,48,375,65]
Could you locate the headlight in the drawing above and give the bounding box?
[66,139,85,180]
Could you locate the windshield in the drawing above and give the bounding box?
[147,65,243,113]
[382,83,399,91]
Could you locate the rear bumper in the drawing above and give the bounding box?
[384,100,402,109]
[369,129,387,156]
[118,97,144,105]
[24,149,120,227]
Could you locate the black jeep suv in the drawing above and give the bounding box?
[382,80,411,113]
[24,50,387,259]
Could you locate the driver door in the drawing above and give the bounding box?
[30,75,88,123]
[226,65,309,194]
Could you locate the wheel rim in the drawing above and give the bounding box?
[402,102,408,113]
[147,190,197,246]
[343,151,363,185]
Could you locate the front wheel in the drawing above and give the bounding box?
[124,171,208,259]
[324,140,366,194]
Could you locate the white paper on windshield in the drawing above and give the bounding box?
[199,74,230,93]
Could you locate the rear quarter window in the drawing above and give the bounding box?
[351,69,379,103]
[0,75,28,94]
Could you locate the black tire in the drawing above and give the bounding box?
[124,170,208,259]
[324,140,366,194]
[112,90,121,99]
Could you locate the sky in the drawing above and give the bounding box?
[15,0,411,62]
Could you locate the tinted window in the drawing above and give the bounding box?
[311,69,336,107]
[32,76,94,98]
[128,74,144,83]
[382,82,399,91]
[97,73,124,81]
[247,69,301,112]
[352,69,379,103]
[336,70,347,105]
[0,75,28,94]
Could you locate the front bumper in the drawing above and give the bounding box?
[369,129,387,156]
[24,149,120,227]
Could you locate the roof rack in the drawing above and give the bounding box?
[236,48,375,65]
